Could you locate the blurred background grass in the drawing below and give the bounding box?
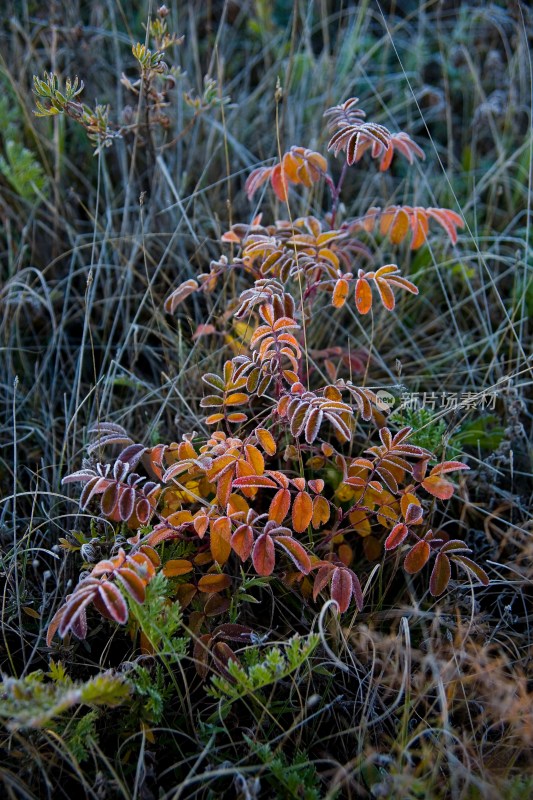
[0,1,531,798]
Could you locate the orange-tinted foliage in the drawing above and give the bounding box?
[50,96,486,650]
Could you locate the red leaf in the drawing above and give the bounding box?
[430,461,469,476]
[175,583,198,607]
[330,568,352,613]
[97,582,128,624]
[351,571,364,611]
[270,163,289,201]
[384,523,409,551]
[404,503,423,525]
[165,279,199,313]
[212,623,253,644]
[47,605,67,645]
[204,594,231,617]
[440,539,471,554]
[101,483,118,517]
[193,633,212,678]
[252,533,275,576]
[118,487,135,521]
[313,564,333,601]
[451,555,489,586]
[212,641,239,677]
[412,458,429,482]
[115,568,147,603]
[70,608,88,640]
[79,477,100,509]
[57,591,96,638]
[275,535,311,574]
[429,553,451,596]
[135,497,151,525]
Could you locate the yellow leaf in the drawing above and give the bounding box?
[256,427,276,456]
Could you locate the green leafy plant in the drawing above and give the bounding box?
[0,666,129,731]
[245,737,325,800]
[207,634,319,705]
[0,139,47,200]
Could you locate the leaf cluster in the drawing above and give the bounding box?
[49,94,488,681]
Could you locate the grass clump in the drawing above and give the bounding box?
[0,2,531,798]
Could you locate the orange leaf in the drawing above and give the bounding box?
[269,488,291,524]
[225,392,248,406]
[233,475,277,488]
[221,230,241,243]
[410,209,429,249]
[355,277,372,314]
[210,517,232,565]
[194,515,210,538]
[205,454,235,482]
[163,559,194,577]
[175,583,197,607]
[375,277,395,310]
[389,209,410,244]
[244,444,265,474]
[332,278,349,308]
[338,543,353,566]
[216,468,234,507]
[198,573,232,593]
[312,495,330,529]
[421,475,454,500]
[292,491,313,533]
[227,412,248,424]
[404,540,430,574]
[230,524,253,561]
[400,492,420,518]
[205,413,224,425]
[256,427,276,456]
